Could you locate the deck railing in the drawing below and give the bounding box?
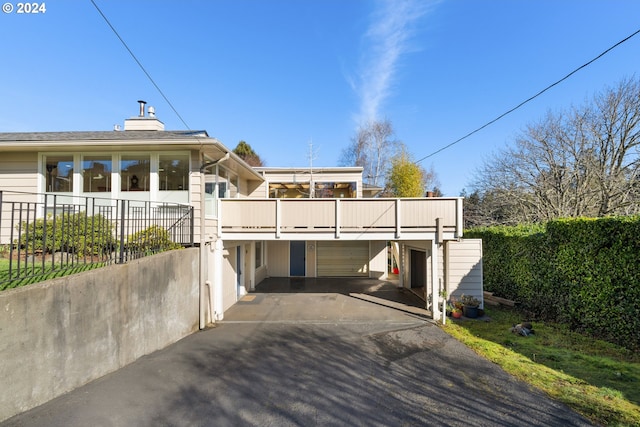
[218,197,463,239]
[0,191,193,290]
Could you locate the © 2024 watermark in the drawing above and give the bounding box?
[2,2,46,14]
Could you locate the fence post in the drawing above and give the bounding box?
[119,200,126,264]
[190,206,195,246]
[42,194,48,272]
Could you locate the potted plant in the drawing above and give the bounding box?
[460,294,480,318]
[448,296,463,318]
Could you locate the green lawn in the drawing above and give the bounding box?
[443,306,640,427]
[0,258,107,290]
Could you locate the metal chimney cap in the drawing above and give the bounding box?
[137,100,147,117]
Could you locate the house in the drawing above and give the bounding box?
[0,102,483,324]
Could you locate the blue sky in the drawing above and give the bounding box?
[1,0,639,196]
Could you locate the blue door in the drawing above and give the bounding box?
[290,241,306,276]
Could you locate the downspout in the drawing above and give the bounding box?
[199,152,230,329]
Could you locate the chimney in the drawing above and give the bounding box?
[426,191,434,198]
[124,100,165,131]
[137,100,147,117]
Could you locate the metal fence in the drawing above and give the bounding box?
[0,191,194,290]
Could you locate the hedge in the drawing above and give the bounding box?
[466,216,640,351]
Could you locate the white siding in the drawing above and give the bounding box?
[369,241,388,279]
[0,152,38,193]
[446,239,483,307]
[190,151,204,242]
[222,243,239,312]
[266,240,289,277]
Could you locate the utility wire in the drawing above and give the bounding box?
[90,0,192,131]
[415,27,640,164]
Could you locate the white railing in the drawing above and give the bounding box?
[218,197,463,240]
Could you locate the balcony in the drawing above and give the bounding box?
[218,197,463,241]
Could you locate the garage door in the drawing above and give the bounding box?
[317,241,369,277]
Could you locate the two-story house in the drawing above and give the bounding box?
[0,102,482,325]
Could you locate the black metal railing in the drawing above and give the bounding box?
[0,191,194,290]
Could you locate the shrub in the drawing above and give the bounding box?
[17,212,116,257]
[467,216,640,351]
[126,225,182,255]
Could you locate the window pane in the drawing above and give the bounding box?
[159,154,189,191]
[315,182,356,198]
[269,183,309,198]
[82,156,112,192]
[45,156,73,192]
[121,155,150,191]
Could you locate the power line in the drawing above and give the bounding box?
[89,0,192,131]
[415,27,640,164]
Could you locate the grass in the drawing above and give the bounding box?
[0,258,107,290]
[442,305,640,427]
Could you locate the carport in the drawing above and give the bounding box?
[224,277,432,323]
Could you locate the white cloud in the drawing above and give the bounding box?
[354,0,436,125]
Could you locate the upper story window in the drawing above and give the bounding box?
[217,167,238,198]
[159,154,189,191]
[121,155,150,191]
[205,181,227,198]
[268,181,356,198]
[82,155,112,193]
[315,182,356,198]
[269,183,309,198]
[45,155,73,192]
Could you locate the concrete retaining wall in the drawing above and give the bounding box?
[0,247,200,422]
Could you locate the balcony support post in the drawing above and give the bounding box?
[456,197,463,238]
[431,238,440,320]
[216,198,222,238]
[335,199,341,239]
[395,199,401,239]
[275,199,281,239]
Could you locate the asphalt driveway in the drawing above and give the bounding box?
[1,278,593,426]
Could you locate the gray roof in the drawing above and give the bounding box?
[0,129,266,182]
[0,130,209,141]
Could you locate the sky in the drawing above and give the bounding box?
[1,0,639,196]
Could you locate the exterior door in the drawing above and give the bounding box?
[410,249,426,288]
[290,241,306,276]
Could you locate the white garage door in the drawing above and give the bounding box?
[317,241,369,277]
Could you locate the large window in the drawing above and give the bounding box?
[82,156,112,193]
[121,155,150,191]
[315,182,356,198]
[45,156,73,192]
[268,183,310,198]
[159,154,189,191]
[43,152,192,203]
[268,182,356,198]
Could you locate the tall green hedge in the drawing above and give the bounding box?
[466,216,640,351]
